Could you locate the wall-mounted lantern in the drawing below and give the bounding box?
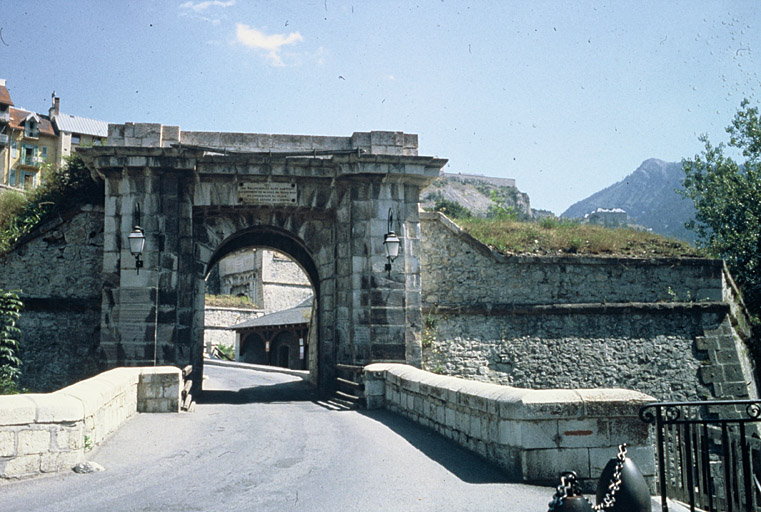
[383,208,401,275]
[128,203,145,274]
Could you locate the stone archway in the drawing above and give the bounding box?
[80,124,446,394]
[203,226,320,381]
[241,332,267,365]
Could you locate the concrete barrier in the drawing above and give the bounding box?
[0,366,181,479]
[364,363,655,489]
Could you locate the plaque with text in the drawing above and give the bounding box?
[238,182,297,205]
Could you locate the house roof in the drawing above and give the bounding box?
[53,113,108,137]
[0,84,13,106]
[8,108,55,136]
[230,297,313,330]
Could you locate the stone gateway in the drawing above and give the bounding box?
[78,124,446,392]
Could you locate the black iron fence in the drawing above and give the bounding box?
[640,399,761,512]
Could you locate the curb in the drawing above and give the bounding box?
[204,357,311,380]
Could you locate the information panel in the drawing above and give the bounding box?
[238,182,297,205]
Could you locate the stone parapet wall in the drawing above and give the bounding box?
[107,123,419,156]
[419,212,759,403]
[364,363,655,489]
[0,366,181,479]
[421,212,723,306]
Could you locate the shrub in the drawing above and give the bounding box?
[0,290,23,394]
[0,155,103,253]
[430,198,472,219]
[0,189,27,231]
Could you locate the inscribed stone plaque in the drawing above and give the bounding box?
[238,182,297,205]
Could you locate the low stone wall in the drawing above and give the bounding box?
[364,363,655,489]
[0,366,181,479]
[204,306,262,354]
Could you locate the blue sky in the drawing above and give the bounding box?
[2,0,759,214]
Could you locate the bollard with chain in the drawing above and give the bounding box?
[547,444,650,512]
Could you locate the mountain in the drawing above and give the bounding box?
[420,173,532,219]
[561,158,697,243]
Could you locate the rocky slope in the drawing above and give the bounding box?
[420,173,532,218]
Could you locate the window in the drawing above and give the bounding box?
[25,120,38,138]
[71,134,81,145]
[22,145,39,166]
[41,146,48,161]
[11,140,17,158]
[23,172,35,189]
[8,168,16,186]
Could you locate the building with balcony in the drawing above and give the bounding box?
[0,79,109,189]
[3,107,57,189]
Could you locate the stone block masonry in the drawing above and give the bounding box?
[0,206,104,392]
[420,212,759,404]
[81,124,445,394]
[0,366,181,479]
[203,306,262,354]
[364,363,655,490]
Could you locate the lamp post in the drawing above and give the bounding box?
[128,225,145,274]
[383,208,401,275]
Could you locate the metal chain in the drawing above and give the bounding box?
[591,443,628,511]
[547,472,575,512]
[547,444,627,511]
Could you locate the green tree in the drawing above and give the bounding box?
[0,155,103,253]
[681,99,761,318]
[0,290,23,394]
[432,198,472,219]
[486,190,518,220]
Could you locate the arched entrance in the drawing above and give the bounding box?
[80,124,446,395]
[204,226,319,380]
[241,332,267,364]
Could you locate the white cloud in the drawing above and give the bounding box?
[235,24,304,67]
[180,0,235,12]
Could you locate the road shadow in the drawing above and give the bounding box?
[357,408,511,485]
[198,379,319,404]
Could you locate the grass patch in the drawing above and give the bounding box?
[457,218,702,258]
[205,294,258,309]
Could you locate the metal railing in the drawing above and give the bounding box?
[640,400,761,512]
[20,155,41,167]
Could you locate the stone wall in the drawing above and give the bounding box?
[203,306,262,354]
[364,363,655,489]
[0,205,104,392]
[419,212,758,403]
[0,366,181,479]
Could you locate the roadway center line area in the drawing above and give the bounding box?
[0,365,551,511]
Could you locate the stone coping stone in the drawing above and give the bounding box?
[0,366,180,427]
[365,363,654,420]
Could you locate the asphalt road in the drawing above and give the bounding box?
[1,364,555,511]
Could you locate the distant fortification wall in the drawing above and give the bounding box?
[419,212,758,403]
